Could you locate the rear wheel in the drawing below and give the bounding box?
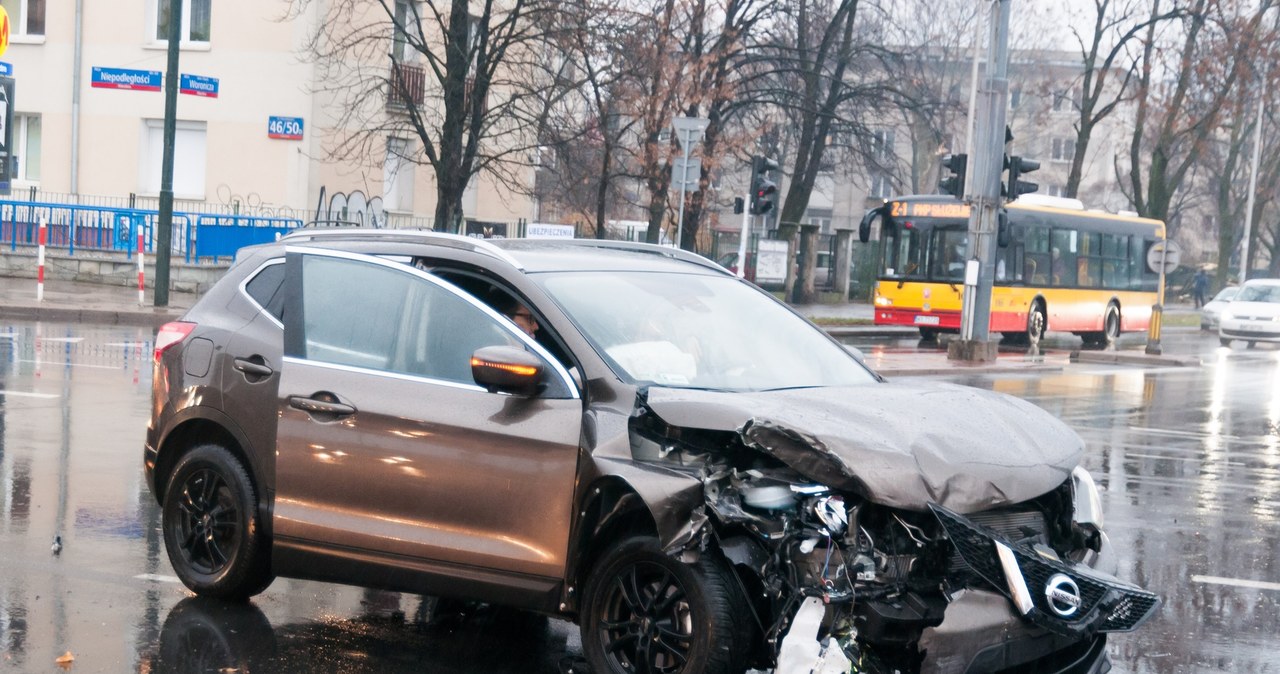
[162,444,273,600]
[581,537,748,674]
[1082,304,1121,348]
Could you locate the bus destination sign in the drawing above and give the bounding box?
[889,201,971,219]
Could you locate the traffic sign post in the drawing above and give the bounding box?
[671,116,709,250]
[1145,239,1182,356]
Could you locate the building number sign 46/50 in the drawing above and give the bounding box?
[268,116,304,141]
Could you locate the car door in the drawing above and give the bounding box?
[273,246,582,581]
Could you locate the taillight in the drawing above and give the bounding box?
[155,322,197,362]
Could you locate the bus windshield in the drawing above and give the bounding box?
[881,217,970,282]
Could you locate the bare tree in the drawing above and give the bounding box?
[754,0,888,303]
[1062,0,1182,198]
[1121,0,1273,227]
[296,0,564,231]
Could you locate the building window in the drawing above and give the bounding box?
[871,130,895,161]
[1052,87,1081,113]
[1047,185,1066,198]
[392,0,414,63]
[0,0,45,36]
[870,173,892,199]
[141,119,207,198]
[1052,138,1076,162]
[1009,87,1021,110]
[384,137,414,211]
[153,0,211,44]
[13,114,41,182]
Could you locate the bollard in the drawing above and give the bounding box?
[37,218,47,302]
[137,232,146,306]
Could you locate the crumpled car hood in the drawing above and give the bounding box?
[644,382,1083,513]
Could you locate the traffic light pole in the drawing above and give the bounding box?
[735,193,751,279]
[950,0,1010,362]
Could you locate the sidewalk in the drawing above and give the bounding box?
[0,277,195,327]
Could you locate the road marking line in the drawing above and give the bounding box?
[0,390,60,399]
[133,573,182,584]
[1191,575,1280,592]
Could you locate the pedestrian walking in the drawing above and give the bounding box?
[1193,268,1210,308]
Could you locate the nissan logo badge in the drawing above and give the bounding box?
[1045,573,1083,618]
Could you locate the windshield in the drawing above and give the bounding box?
[1236,284,1280,303]
[539,272,877,391]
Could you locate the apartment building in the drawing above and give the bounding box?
[0,0,533,228]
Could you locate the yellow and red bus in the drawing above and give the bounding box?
[859,195,1165,345]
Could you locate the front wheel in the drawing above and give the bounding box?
[581,537,749,674]
[162,444,273,600]
[1026,303,1047,347]
[1220,337,1233,347]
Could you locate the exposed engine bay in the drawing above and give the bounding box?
[626,387,1160,673]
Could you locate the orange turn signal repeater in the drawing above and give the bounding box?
[471,357,538,377]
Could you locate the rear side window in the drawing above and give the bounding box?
[245,261,286,321]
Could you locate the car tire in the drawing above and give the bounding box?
[581,537,749,674]
[1026,302,1047,347]
[1220,337,1233,347]
[1248,341,1257,349]
[162,444,273,600]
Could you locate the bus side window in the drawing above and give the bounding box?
[1050,229,1077,286]
[1128,235,1147,290]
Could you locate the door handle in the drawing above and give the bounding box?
[233,357,274,377]
[289,395,356,417]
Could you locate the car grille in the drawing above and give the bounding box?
[947,508,1047,574]
[931,503,1160,636]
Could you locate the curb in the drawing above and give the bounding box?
[822,326,919,338]
[1,304,185,328]
[1069,350,1201,367]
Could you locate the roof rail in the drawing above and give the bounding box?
[551,239,730,275]
[280,228,525,271]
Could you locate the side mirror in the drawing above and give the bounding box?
[471,345,543,397]
[858,206,883,244]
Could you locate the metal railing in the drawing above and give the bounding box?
[1,199,303,263]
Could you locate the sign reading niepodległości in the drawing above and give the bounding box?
[91,67,162,91]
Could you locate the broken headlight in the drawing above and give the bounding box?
[1070,466,1103,530]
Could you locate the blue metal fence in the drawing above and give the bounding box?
[0,200,303,263]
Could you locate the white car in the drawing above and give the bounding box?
[1200,285,1239,330]
[1219,279,1280,347]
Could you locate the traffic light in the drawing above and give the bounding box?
[939,153,968,198]
[750,156,779,215]
[1005,155,1040,201]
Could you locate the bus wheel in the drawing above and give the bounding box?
[1026,303,1047,346]
[1103,304,1121,344]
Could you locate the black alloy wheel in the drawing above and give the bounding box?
[582,537,747,674]
[162,444,272,600]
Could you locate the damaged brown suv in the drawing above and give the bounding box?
[145,229,1158,674]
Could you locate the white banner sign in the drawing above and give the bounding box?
[527,223,575,239]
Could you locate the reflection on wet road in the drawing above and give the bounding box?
[1,320,1278,672]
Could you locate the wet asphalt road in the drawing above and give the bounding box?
[0,320,1277,673]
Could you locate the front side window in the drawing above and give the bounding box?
[1,0,45,36]
[540,271,877,391]
[154,0,212,44]
[297,254,564,393]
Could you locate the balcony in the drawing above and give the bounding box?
[387,61,425,111]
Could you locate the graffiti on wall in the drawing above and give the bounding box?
[314,186,385,228]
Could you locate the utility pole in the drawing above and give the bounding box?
[155,0,183,307]
[950,0,1010,362]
